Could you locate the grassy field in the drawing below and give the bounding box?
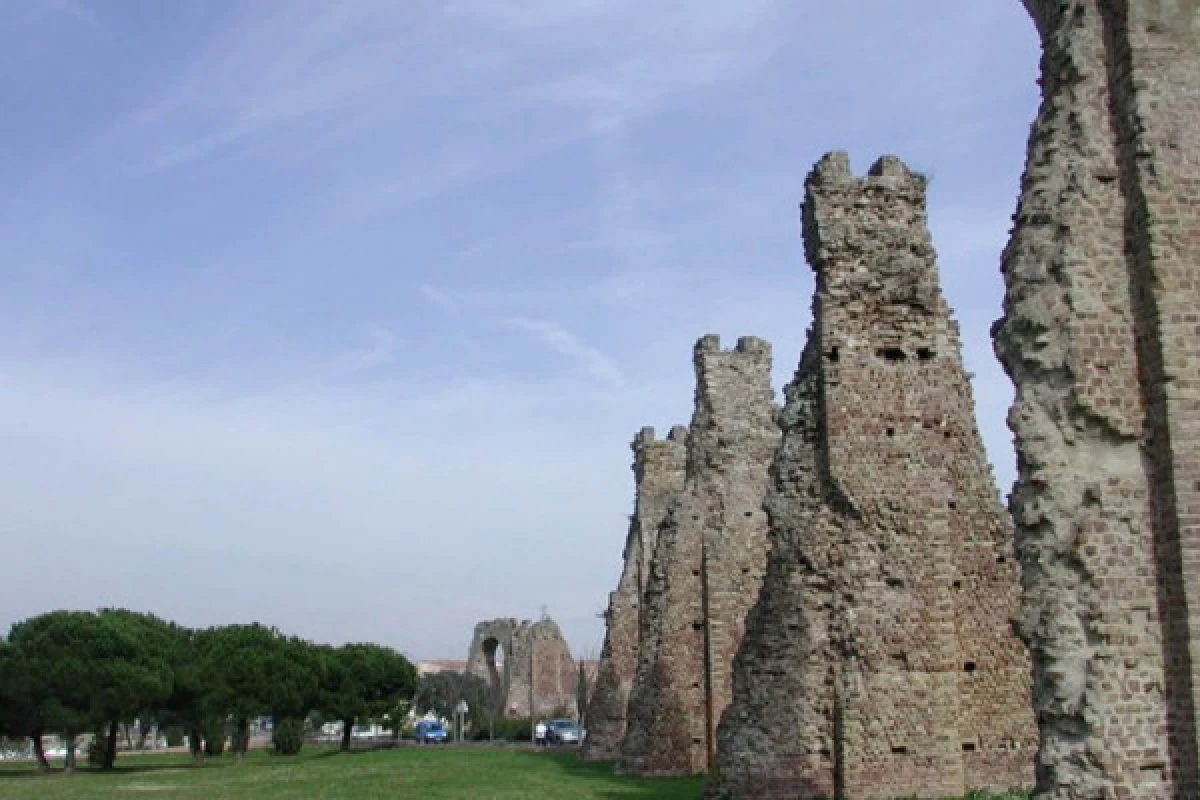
[0,745,705,800]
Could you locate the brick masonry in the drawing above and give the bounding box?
[619,335,779,776]
[581,425,689,761]
[709,153,1037,800]
[994,1,1200,796]
[464,617,577,719]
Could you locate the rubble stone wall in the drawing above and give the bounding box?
[465,617,576,719]
[710,153,1037,800]
[581,425,689,761]
[994,1,1200,796]
[619,335,779,776]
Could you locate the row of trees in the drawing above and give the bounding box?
[0,609,418,770]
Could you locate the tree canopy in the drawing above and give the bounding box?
[0,609,417,769]
[4,610,175,769]
[320,642,419,750]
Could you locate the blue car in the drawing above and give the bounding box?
[413,719,449,744]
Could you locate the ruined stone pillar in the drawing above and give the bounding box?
[581,425,688,762]
[994,2,1200,796]
[710,153,1036,800]
[619,335,778,776]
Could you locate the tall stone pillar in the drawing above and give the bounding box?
[581,425,688,761]
[710,153,1036,799]
[994,2,1200,796]
[620,335,778,776]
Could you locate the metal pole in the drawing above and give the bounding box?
[529,636,536,746]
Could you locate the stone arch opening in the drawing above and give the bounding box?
[481,636,507,715]
[482,636,506,689]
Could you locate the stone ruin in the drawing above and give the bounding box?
[581,424,689,761]
[464,617,577,719]
[582,3,1200,796]
[994,1,1200,796]
[708,153,1037,799]
[619,335,780,776]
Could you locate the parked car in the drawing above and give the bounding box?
[543,718,581,746]
[413,719,449,744]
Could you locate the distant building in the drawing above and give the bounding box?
[415,659,467,676]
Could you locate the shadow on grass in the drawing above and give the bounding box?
[0,748,347,779]
[0,744,710,798]
[309,743,410,760]
[515,749,706,800]
[0,763,193,779]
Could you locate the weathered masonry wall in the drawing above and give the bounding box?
[994,2,1200,797]
[464,617,576,718]
[710,153,1037,800]
[620,335,778,776]
[582,425,689,761]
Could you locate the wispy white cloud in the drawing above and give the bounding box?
[475,0,789,138]
[419,284,460,314]
[38,0,103,27]
[507,317,625,386]
[96,0,793,176]
[323,326,400,378]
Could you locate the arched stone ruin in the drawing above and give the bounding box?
[465,617,577,719]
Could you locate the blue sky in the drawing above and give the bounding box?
[0,1,1041,660]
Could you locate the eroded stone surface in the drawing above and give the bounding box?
[619,335,779,776]
[581,425,689,761]
[994,2,1200,797]
[709,153,1037,800]
[464,617,576,718]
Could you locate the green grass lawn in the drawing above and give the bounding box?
[0,745,705,800]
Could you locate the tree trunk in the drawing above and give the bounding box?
[234,717,248,763]
[104,718,119,769]
[189,723,204,765]
[63,734,76,772]
[137,720,151,750]
[31,731,50,770]
[340,716,354,752]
